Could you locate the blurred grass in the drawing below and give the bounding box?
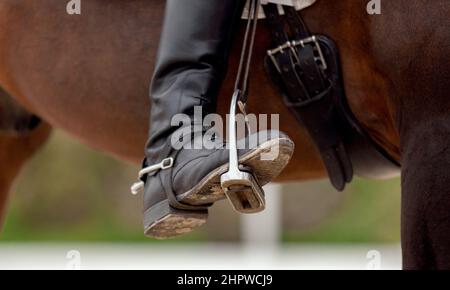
[1,131,401,243]
[2,131,205,243]
[284,178,401,243]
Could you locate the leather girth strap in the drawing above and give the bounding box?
[262,4,400,191]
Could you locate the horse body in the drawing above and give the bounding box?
[0,0,399,175]
[0,0,449,269]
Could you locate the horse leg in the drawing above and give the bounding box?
[401,118,450,269]
[0,128,51,225]
[0,88,52,227]
[366,0,450,269]
[395,35,450,270]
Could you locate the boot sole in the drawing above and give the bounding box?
[144,137,294,239]
[178,137,295,205]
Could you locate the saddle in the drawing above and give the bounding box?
[242,0,317,19]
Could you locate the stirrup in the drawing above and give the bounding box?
[220,0,265,214]
[220,90,266,214]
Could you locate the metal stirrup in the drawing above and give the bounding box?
[220,0,266,214]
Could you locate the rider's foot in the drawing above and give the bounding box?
[137,0,295,239]
[137,129,294,239]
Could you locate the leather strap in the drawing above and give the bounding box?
[142,129,212,211]
[263,3,289,45]
[284,6,309,39]
[262,3,353,190]
[260,3,400,187]
[234,0,261,102]
[159,149,210,211]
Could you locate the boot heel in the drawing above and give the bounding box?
[144,199,208,239]
[221,170,266,214]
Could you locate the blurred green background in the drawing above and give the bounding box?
[1,131,401,243]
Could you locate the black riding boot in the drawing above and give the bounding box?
[135,0,294,239]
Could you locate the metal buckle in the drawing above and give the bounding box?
[220,90,266,214]
[267,41,292,73]
[291,36,327,71]
[267,35,328,73]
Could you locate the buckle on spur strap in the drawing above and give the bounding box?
[220,90,266,214]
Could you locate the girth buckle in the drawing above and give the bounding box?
[291,36,327,71]
[267,35,328,73]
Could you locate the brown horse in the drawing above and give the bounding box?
[0,0,449,269]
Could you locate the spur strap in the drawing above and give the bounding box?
[159,150,211,212]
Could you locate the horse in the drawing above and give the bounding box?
[0,0,448,269]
